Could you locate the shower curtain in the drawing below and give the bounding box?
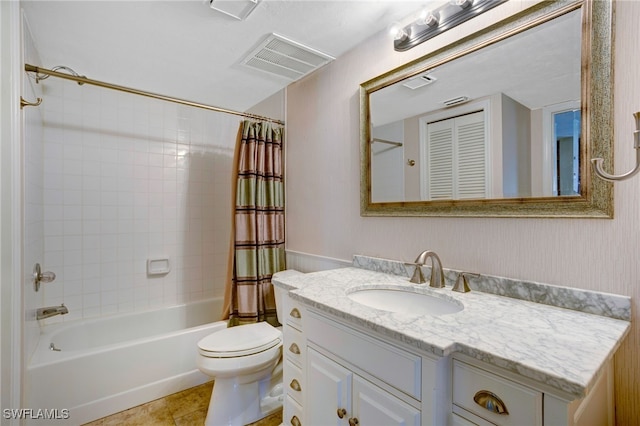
[223,120,285,327]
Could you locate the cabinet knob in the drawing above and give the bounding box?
[290,415,301,426]
[289,343,301,355]
[289,308,302,319]
[473,390,509,415]
[348,417,359,426]
[337,408,347,419]
[289,379,302,392]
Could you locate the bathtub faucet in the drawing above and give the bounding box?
[36,304,69,320]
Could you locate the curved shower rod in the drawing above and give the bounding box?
[591,112,640,182]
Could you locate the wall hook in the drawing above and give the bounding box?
[591,112,640,182]
[20,96,42,109]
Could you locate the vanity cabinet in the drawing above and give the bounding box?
[282,295,307,426]
[282,304,615,426]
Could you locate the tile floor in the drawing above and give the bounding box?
[83,381,283,426]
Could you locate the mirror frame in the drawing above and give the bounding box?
[360,0,613,218]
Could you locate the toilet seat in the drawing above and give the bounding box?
[198,322,282,358]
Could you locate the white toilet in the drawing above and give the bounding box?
[196,286,285,426]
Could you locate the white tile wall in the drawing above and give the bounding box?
[39,78,239,323]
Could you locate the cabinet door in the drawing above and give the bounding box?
[307,348,353,426]
[423,110,487,200]
[352,375,421,426]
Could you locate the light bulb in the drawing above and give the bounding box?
[388,22,409,41]
[451,0,473,9]
[418,10,439,27]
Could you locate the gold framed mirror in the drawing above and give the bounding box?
[360,0,613,218]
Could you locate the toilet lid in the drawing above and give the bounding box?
[198,322,282,358]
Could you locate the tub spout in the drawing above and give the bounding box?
[36,304,69,320]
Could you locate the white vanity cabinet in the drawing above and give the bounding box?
[282,295,307,426]
[287,306,615,426]
[274,264,628,426]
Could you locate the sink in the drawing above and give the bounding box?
[347,287,463,316]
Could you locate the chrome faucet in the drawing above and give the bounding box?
[36,304,69,320]
[409,250,445,288]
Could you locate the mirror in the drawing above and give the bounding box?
[360,0,614,218]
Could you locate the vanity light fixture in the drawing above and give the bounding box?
[394,0,508,51]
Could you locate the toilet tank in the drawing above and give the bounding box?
[274,284,285,324]
[272,270,303,324]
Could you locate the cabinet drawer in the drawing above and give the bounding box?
[307,311,421,400]
[284,359,305,405]
[285,296,305,330]
[284,325,306,367]
[452,360,542,426]
[284,394,304,426]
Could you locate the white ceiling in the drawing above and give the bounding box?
[21,0,427,112]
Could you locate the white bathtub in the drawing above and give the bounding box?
[25,298,226,425]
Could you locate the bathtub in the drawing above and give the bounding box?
[25,298,226,425]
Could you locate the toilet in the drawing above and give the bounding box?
[196,286,285,426]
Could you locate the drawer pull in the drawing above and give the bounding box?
[289,308,302,319]
[337,408,347,419]
[348,417,359,426]
[290,415,301,426]
[289,379,302,392]
[473,390,509,415]
[289,343,301,355]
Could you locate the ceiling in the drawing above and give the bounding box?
[21,0,427,113]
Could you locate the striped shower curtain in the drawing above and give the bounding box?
[223,120,285,327]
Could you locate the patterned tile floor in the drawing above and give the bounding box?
[83,381,283,426]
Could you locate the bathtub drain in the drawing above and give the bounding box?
[49,342,61,351]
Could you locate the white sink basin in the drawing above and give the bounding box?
[347,288,463,316]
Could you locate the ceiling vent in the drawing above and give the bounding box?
[402,73,437,90]
[210,0,260,21]
[443,96,470,107]
[241,34,335,81]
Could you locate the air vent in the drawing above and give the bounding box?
[241,34,335,81]
[443,96,470,107]
[402,73,437,90]
[210,0,260,20]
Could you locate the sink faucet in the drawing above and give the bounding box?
[36,304,69,320]
[409,250,445,288]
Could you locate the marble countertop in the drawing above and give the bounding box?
[273,266,630,398]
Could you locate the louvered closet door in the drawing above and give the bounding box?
[455,111,486,199]
[425,111,486,200]
[426,120,454,200]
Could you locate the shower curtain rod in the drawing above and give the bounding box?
[24,64,285,125]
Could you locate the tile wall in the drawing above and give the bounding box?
[37,78,239,324]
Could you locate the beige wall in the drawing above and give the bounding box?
[285,0,639,423]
